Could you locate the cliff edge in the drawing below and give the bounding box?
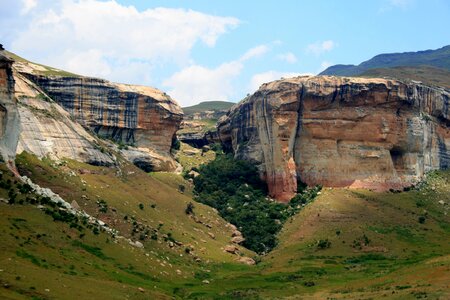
[218,76,449,201]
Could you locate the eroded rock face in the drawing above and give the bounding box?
[0,51,20,165]
[14,72,114,166]
[218,76,450,201]
[22,74,183,154]
[13,61,183,171]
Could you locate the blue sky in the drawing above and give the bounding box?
[1,0,449,106]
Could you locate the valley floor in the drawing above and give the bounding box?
[0,153,449,299]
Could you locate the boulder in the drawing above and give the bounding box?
[231,236,245,244]
[237,257,256,265]
[224,245,239,254]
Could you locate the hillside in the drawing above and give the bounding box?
[359,65,450,89]
[1,47,449,299]
[320,45,450,76]
[2,157,448,299]
[0,151,255,299]
[182,101,235,116]
[178,101,234,148]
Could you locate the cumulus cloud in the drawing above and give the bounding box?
[163,43,271,106]
[9,0,239,84]
[248,71,310,93]
[240,45,269,61]
[163,61,242,106]
[277,52,298,64]
[306,40,336,55]
[21,0,37,14]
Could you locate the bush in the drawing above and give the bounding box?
[418,216,426,224]
[185,202,195,215]
[138,203,144,210]
[317,239,331,249]
[97,200,108,213]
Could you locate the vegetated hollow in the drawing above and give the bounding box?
[190,153,321,254]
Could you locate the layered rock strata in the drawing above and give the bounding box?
[218,76,450,201]
[13,60,183,171]
[22,74,183,154]
[14,72,114,166]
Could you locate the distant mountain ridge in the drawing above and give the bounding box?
[320,45,450,76]
[182,101,235,116]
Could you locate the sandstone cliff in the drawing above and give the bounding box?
[0,50,20,166]
[12,58,183,171]
[218,76,450,201]
[14,71,114,166]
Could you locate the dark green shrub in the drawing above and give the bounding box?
[317,239,331,249]
[185,202,195,215]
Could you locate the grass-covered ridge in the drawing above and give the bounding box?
[182,101,235,116]
[359,65,450,89]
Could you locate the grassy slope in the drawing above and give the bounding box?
[6,51,80,77]
[175,142,216,171]
[0,152,254,299]
[1,151,449,299]
[359,65,450,89]
[172,171,450,299]
[182,101,234,116]
[320,45,450,76]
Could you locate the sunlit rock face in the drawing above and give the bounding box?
[23,74,183,155]
[218,76,449,201]
[0,51,20,165]
[13,60,183,172]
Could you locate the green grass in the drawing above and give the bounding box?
[359,65,450,89]
[175,142,216,171]
[321,44,450,76]
[1,153,449,299]
[182,101,234,116]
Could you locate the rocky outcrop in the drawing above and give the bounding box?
[22,74,183,153]
[218,76,450,201]
[177,120,220,148]
[0,50,20,166]
[13,60,183,171]
[14,71,114,166]
[186,110,228,121]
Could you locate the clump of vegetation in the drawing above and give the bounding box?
[317,239,331,249]
[352,234,371,250]
[138,203,144,210]
[97,199,108,213]
[193,154,321,254]
[185,202,195,215]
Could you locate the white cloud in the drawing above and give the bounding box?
[21,0,37,14]
[248,71,311,93]
[163,61,242,106]
[240,45,269,61]
[163,43,271,106]
[11,0,239,84]
[306,40,336,55]
[379,0,414,12]
[277,52,298,64]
